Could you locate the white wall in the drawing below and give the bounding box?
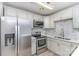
[0,2,3,16]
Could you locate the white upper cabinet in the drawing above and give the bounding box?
[59,8,73,20]
[4,6,36,21]
[73,4,79,28]
[33,14,38,21]
[52,7,73,22]
[50,15,55,28]
[16,9,34,20]
[16,9,27,19]
[4,6,17,16]
[37,15,43,21]
[52,13,61,21]
[44,16,51,28]
[44,16,55,28]
[33,14,42,21]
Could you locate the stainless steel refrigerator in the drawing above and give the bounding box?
[0,16,33,56]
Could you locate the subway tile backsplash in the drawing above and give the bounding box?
[42,28,56,36]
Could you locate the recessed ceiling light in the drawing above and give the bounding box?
[35,2,53,10]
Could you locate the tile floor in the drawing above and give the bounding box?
[38,51,58,56]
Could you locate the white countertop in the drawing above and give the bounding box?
[21,34,31,37]
[42,34,79,45]
[71,46,79,56]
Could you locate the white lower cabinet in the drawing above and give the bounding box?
[47,38,77,56]
[47,38,51,49]
[31,37,36,55]
[58,41,71,56]
[47,38,59,54]
[50,39,59,53]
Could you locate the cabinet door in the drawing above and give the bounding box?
[31,37,36,55]
[47,38,59,54]
[50,39,59,54]
[33,14,43,21]
[28,13,33,20]
[50,15,55,28]
[4,6,17,16]
[16,9,27,19]
[58,40,71,56]
[33,14,37,21]
[73,5,79,28]
[37,15,43,21]
[47,38,51,50]
[53,13,61,21]
[59,8,73,20]
[44,16,51,28]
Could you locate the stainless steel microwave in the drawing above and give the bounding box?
[33,20,44,28]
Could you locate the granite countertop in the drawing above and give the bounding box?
[42,34,79,45]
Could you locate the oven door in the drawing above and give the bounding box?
[38,38,46,47]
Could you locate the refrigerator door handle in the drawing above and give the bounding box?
[15,25,18,56]
[17,25,20,56]
[15,25,21,56]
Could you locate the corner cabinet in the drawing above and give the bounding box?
[73,5,79,28]
[44,16,55,28]
[47,37,77,56]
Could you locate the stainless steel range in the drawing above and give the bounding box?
[37,36,47,49]
[32,31,47,55]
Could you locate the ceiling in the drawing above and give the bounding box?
[4,2,79,16]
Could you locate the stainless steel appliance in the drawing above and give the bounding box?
[33,20,44,28]
[0,16,33,56]
[32,31,41,37]
[31,30,47,55]
[37,36,47,48]
[32,33,47,54]
[36,36,47,55]
[37,36,47,49]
